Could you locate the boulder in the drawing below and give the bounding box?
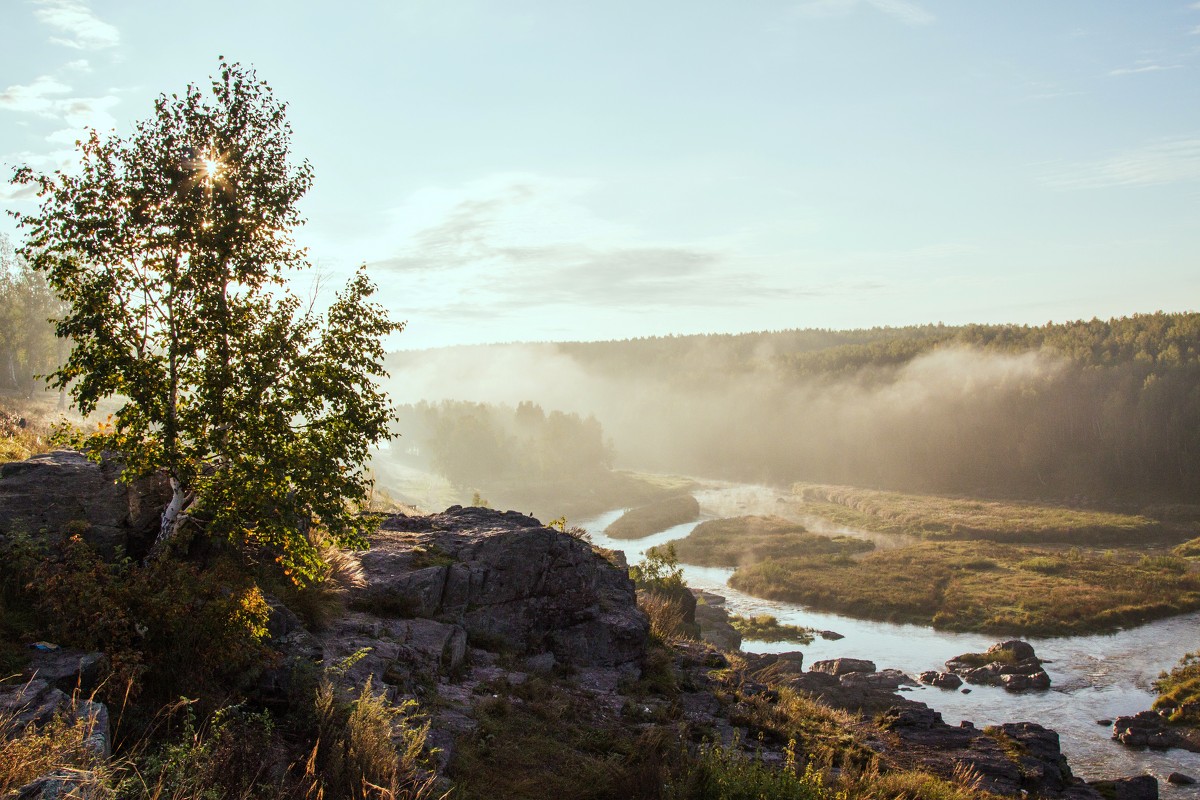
[1088,776,1158,800]
[1167,773,1196,786]
[0,680,111,759]
[839,669,915,690]
[351,507,648,669]
[810,658,875,676]
[987,640,1037,662]
[12,771,105,800]
[694,601,741,651]
[918,670,963,690]
[22,647,107,695]
[946,640,1050,692]
[1111,711,1176,749]
[0,450,170,558]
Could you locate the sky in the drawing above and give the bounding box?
[2,1,1198,350]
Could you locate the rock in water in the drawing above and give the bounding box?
[946,640,1051,692]
[810,658,876,676]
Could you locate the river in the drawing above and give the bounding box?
[580,482,1200,787]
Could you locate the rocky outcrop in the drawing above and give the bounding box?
[880,707,1102,798]
[1111,710,1200,752]
[349,506,648,669]
[0,450,170,558]
[22,646,107,695]
[946,640,1051,692]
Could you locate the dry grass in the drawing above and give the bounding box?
[652,515,873,568]
[604,494,700,540]
[0,401,58,465]
[794,484,1162,544]
[730,540,1200,636]
[0,696,105,795]
[637,590,690,643]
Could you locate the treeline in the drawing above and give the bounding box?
[0,236,64,397]
[550,313,1200,378]
[573,313,1200,503]
[387,313,1200,505]
[394,400,613,490]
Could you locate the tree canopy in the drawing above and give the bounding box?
[11,59,402,581]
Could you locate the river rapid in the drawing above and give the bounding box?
[580,482,1200,787]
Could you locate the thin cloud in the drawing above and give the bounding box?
[0,76,72,116]
[795,0,935,26]
[1039,137,1200,189]
[370,180,803,311]
[34,0,120,50]
[1108,63,1183,76]
[0,75,119,132]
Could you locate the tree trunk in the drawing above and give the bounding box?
[149,476,190,559]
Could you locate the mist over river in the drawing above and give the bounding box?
[581,482,1200,787]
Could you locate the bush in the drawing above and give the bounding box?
[30,536,271,704]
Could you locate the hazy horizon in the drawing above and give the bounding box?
[4,2,1199,349]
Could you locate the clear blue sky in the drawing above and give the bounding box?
[3,1,1198,349]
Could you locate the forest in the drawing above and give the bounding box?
[386,312,1200,505]
[0,235,63,400]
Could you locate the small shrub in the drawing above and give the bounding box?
[728,614,815,645]
[639,590,688,643]
[1140,554,1190,573]
[1016,556,1065,575]
[630,545,687,594]
[302,676,437,800]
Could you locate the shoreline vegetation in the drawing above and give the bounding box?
[728,539,1200,636]
[728,613,816,644]
[793,484,1166,545]
[604,494,701,540]
[650,515,873,567]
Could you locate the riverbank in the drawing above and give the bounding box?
[793,484,1167,544]
[728,539,1200,636]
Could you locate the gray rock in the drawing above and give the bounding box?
[947,640,1050,692]
[0,679,69,730]
[0,680,110,759]
[13,771,105,800]
[353,507,648,669]
[1088,776,1158,800]
[918,670,963,690]
[839,669,914,690]
[0,450,170,558]
[810,658,875,676]
[23,648,106,695]
[987,639,1037,662]
[523,652,556,673]
[1168,773,1196,786]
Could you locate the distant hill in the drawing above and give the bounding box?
[385,312,1200,505]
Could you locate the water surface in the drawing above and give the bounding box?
[582,484,1200,786]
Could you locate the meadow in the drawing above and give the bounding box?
[794,484,1164,544]
[729,540,1200,636]
[650,515,872,567]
